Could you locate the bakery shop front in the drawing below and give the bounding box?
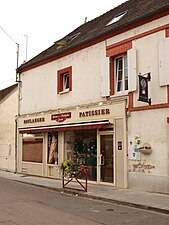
[18,100,127,188]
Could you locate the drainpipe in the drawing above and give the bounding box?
[15,72,22,174]
[15,42,22,173]
[15,116,18,173]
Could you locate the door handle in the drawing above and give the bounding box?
[101,155,105,166]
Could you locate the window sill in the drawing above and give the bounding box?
[110,91,128,101]
[59,89,70,95]
[113,90,129,97]
[47,164,58,167]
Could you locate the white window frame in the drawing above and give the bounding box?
[115,54,128,94]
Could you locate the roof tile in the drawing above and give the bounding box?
[18,0,169,72]
[0,84,18,102]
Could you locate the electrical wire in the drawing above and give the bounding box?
[0,26,17,44]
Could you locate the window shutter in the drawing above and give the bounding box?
[127,48,137,91]
[158,39,169,86]
[101,58,110,97]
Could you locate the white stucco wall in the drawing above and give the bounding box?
[128,108,169,193]
[0,88,18,171]
[20,42,108,114]
[20,15,169,115]
[132,30,167,106]
[107,15,169,47]
[128,109,169,175]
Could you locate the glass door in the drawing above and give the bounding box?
[99,134,114,183]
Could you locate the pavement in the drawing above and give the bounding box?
[0,170,169,215]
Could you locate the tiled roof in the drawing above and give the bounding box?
[0,84,18,102]
[18,0,169,72]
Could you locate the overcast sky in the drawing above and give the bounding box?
[0,0,126,90]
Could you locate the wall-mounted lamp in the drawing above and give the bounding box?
[98,102,103,106]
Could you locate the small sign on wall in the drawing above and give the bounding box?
[138,73,151,105]
[128,135,141,160]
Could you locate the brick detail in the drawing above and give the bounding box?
[166,28,169,37]
[128,92,134,111]
[167,85,169,103]
[110,58,115,96]
[107,24,169,58]
[129,103,169,112]
[128,86,169,112]
[106,41,132,57]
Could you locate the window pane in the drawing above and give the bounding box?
[125,80,128,90]
[124,68,128,78]
[117,70,123,81]
[124,55,127,68]
[116,58,123,70]
[63,73,69,90]
[117,81,123,92]
[115,55,128,92]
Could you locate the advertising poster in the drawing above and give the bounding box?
[128,135,141,160]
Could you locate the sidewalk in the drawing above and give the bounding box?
[0,170,168,215]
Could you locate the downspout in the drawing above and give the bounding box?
[15,43,21,173]
[15,116,18,173]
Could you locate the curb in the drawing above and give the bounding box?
[11,178,169,215]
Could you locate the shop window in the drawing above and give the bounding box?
[64,130,97,181]
[22,138,43,163]
[57,66,72,94]
[115,54,128,93]
[48,133,58,165]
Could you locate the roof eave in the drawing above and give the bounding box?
[18,6,169,73]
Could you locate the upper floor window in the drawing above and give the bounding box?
[57,66,72,94]
[115,55,128,93]
[108,43,136,96]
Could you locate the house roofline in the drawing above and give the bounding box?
[18,8,169,73]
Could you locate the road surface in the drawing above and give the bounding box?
[0,177,169,225]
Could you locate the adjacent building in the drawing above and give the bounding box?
[0,84,18,172]
[17,0,169,194]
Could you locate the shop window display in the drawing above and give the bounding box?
[48,133,58,164]
[64,130,97,181]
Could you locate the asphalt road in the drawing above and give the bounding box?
[0,177,169,225]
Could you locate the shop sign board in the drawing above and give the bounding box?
[51,112,71,122]
[79,108,110,118]
[24,117,45,124]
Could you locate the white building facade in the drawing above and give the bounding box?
[17,0,169,193]
[0,84,18,172]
